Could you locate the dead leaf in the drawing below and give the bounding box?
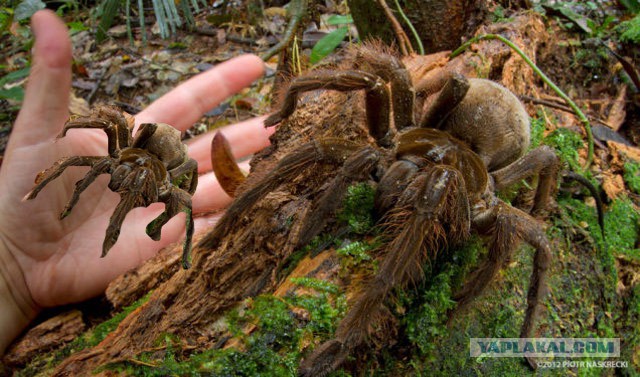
[234,97,258,110]
[605,86,627,131]
[608,141,640,171]
[607,141,640,162]
[601,170,625,199]
[264,7,287,18]
[68,93,90,116]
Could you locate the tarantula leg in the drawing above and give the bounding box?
[374,159,419,216]
[418,72,470,129]
[61,106,132,156]
[491,145,559,215]
[23,156,104,201]
[452,202,551,369]
[131,122,157,149]
[168,158,198,195]
[562,171,605,240]
[146,187,194,269]
[103,169,154,257]
[211,132,247,197]
[264,71,393,147]
[197,138,362,250]
[299,167,470,377]
[294,146,381,249]
[60,159,115,219]
[102,192,140,257]
[354,45,415,130]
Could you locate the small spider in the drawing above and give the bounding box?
[203,44,559,375]
[24,106,198,269]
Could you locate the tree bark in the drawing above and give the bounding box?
[347,0,488,53]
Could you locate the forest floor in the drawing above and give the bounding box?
[1,1,640,376]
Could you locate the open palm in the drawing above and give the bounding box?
[0,10,272,352]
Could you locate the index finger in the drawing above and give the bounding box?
[135,54,265,130]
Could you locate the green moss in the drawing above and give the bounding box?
[48,293,151,370]
[618,13,640,44]
[620,284,640,372]
[289,277,340,295]
[336,240,373,263]
[543,127,584,171]
[529,115,546,150]
[604,196,640,259]
[104,278,346,376]
[90,294,151,346]
[624,160,640,195]
[402,236,484,360]
[338,182,376,235]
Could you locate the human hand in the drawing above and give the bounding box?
[0,10,272,354]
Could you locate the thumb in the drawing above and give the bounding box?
[8,9,71,150]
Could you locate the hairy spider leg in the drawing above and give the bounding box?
[131,122,158,149]
[266,44,420,145]
[103,168,158,257]
[374,159,419,216]
[60,106,133,157]
[23,156,104,200]
[419,72,470,129]
[352,45,415,131]
[60,159,116,219]
[211,132,247,197]
[264,71,392,146]
[451,201,551,369]
[299,166,471,377]
[168,158,198,195]
[145,187,194,269]
[199,138,364,250]
[491,145,559,215]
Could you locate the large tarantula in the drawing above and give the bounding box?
[204,45,558,375]
[24,106,197,268]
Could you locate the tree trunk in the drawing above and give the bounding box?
[347,0,488,53]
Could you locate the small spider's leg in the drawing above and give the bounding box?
[131,123,157,149]
[60,107,132,156]
[97,105,133,149]
[197,138,362,250]
[452,202,551,368]
[145,187,189,241]
[299,166,470,377]
[60,119,119,157]
[146,187,194,269]
[418,72,470,129]
[103,169,151,257]
[23,156,103,201]
[168,158,198,195]
[491,145,559,215]
[102,192,139,257]
[264,71,393,147]
[60,159,115,219]
[294,146,381,249]
[211,132,246,197]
